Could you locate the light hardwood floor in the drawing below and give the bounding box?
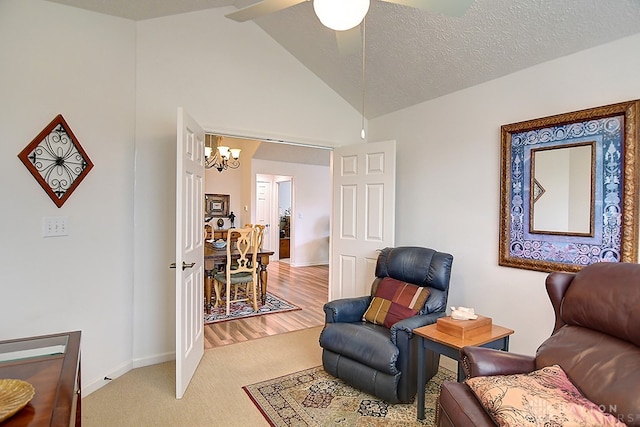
[204,261,329,349]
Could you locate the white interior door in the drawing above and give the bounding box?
[329,140,396,300]
[175,107,205,399]
[256,179,273,251]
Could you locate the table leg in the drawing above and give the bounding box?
[417,336,426,420]
[416,340,468,420]
[457,361,465,382]
[204,273,212,314]
[502,336,510,351]
[258,254,270,305]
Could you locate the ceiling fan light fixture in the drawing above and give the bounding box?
[313,0,370,31]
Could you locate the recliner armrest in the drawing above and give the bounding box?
[323,296,371,323]
[390,312,445,343]
[461,346,536,378]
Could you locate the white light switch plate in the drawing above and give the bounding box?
[42,216,69,237]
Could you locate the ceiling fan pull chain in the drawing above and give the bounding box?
[360,19,366,139]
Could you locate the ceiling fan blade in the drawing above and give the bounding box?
[336,27,362,56]
[378,0,473,17]
[225,0,307,22]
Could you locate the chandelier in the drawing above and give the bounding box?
[204,134,241,172]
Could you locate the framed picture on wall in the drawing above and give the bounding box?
[498,99,640,272]
[205,194,229,217]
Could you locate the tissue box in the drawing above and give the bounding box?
[436,315,492,340]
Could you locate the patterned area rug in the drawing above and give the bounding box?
[243,366,455,426]
[204,292,300,324]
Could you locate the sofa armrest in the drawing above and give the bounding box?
[437,381,496,427]
[323,296,371,323]
[461,346,536,378]
[389,312,445,343]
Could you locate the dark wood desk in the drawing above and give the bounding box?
[204,243,274,309]
[0,331,81,427]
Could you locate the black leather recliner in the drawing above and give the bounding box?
[319,246,454,403]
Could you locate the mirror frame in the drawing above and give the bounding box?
[499,100,640,272]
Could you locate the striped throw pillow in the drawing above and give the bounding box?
[363,277,430,328]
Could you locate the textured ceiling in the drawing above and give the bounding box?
[45,0,640,120]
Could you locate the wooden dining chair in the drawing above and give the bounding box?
[245,223,266,251]
[213,227,259,315]
[242,223,266,299]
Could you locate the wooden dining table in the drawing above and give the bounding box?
[204,242,274,311]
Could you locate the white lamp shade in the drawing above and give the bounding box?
[204,146,213,158]
[313,0,370,31]
[217,146,230,158]
[229,148,242,159]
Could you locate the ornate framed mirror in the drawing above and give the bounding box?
[499,100,640,272]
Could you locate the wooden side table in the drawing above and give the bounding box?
[0,331,81,426]
[414,322,513,420]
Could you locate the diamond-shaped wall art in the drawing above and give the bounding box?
[18,114,94,207]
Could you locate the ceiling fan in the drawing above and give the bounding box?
[226,0,473,139]
[226,0,474,31]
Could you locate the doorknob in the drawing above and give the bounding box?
[169,262,196,270]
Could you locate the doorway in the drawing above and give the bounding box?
[255,174,295,262]
[277,179,292,262]
[205,133,332,267]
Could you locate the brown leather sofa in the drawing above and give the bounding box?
[436,262,640,426]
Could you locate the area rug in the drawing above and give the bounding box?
[243,366,455,426]
[204,292,300,324]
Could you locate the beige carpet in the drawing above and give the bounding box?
[83,326,454,426]
[82,327,323,427]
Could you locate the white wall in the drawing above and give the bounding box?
[0,0,136,394]
[1,0,356,396]
[253,159,330,267]
[132,7,358,369]
[369,33,640,356]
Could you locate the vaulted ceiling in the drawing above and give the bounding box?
[46,0,640,121]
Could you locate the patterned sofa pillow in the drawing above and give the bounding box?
[465,365,624,427]
[363,277,430,328]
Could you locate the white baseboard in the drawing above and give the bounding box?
[82,359,132,396]
[132,351,175,369]
[290,261,329,267]
[82,351,175,397]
